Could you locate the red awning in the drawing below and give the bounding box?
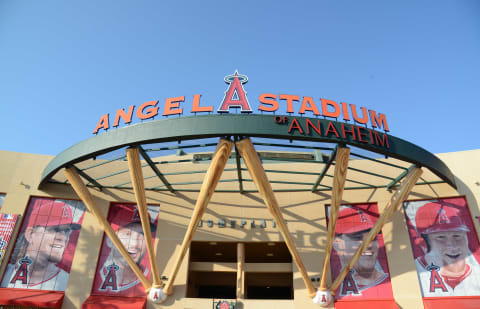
[334,299,399,309]
[423,296,480,309]
[0,288,64,309]
[82,295,146,309]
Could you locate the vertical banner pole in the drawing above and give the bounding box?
[126,147,163,288]
[236,138,317,298]
[237,242,245,299]
[329,167,423,293]
[319,147,350,291]
[64,167,152,291]
[163,139,234,295]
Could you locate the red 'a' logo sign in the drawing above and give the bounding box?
[358,210,371,223]
[340,270,360,296]
[132,207,141,222]
[321,294,327,303]
[438,209,450,225]
[100,263,119,291]
[217,70,252,113]
[11,256,32,285]
[427,264,448,293]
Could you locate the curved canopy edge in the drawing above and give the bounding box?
[39,114,456,189]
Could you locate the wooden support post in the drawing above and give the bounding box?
[163,139,234,295]
[237,242,245,299]
[319,147,350,291]
[235,138,317,298]
[329,167,423,293]
[64,167,152,291]
[126,147,163,288]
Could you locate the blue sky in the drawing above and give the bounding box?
[1,1,479,156]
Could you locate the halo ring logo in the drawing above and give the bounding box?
[224,71,248,83]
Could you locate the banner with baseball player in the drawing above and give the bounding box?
[327,203,394,300]
[0,197,86,291]
[403,197,480,297]
[91,202,159,297]
[0,213,19,265]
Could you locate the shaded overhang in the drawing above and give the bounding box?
[39,114,456,191]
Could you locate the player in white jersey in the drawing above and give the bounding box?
[0,201,80,291]
[93,206,158,295]
[97,220,150,292]
[332,206,391,297]
[413,202,480,296]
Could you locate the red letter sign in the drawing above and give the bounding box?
[217,71,252,113]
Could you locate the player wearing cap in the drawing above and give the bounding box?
[332,206,390,297]
[95,207,156,294]
[413,202,480,296]
[1,201,81,291]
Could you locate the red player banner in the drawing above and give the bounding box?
[0,213,19,264]
[326,203,394,300]
[0,197,86,291]
[91,203,159,297]
[403,197,480,297]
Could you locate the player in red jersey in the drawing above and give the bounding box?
[1,201,81,291]
[92,204,158,296]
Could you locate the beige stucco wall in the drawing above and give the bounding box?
[0,148,478,309]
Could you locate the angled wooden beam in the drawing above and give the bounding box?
[235,138,317,298]
[329,166,423,293]
[126,147,163,288]
[163,139,234,295]
[73,165,103,191]
[319,147,350,291]
[138,146,175,193]
[312,146,338,192]
[64,167,152,291]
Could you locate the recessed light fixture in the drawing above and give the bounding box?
[209,242,217,245]
[215,252,223,256]
[266,253,274,257]
[267,242,275,246]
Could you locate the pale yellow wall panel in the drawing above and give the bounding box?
[383,208,423,308]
